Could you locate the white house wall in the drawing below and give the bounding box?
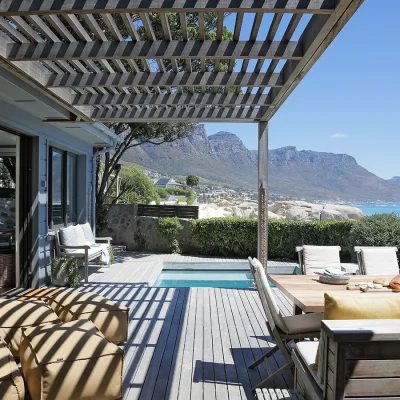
[0,99,94,287]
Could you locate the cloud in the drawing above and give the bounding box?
[330,133,348,139]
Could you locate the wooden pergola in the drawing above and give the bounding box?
[0,0,363,265]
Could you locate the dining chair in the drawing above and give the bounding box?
[248,257,323,389]
[354,246,399,275]
[296,245,341,275]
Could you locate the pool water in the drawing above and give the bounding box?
[154,270,254,288]
[153,262,300,288]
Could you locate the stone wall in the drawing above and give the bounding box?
[98,204,199,253]
[0,198,15,230]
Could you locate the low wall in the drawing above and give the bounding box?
[99,205,357,260]
[98,204,199,253]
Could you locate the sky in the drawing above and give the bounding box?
[204,1,399,180]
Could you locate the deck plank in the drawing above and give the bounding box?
[151,288,189,400]
[191,287,204,400]
[215,288,244,400]
[203,288,217,400]
[177,287,197,400]
[77,253,299,400]
[164,289,192,399]
[137,288,183,400]
[209,287,230,400]
[124,288,169,398]
[220,288,254,398]
[127,288,177,399]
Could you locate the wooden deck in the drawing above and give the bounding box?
[83,252,296,400]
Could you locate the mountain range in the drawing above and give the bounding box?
[388,176,400,185]
[122,124,400,201]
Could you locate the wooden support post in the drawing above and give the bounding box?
[258,121,268,270]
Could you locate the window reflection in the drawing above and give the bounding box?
[51,150,63,226]
[67,154,77,223]
[49,149,78,228]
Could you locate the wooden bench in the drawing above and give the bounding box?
[255,388,304,400]
[54,223,112,283]
[292,319,400,400]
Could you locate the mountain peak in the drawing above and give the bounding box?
[389,176,400,184]
[122,125,400,201]
[209,131,243,142]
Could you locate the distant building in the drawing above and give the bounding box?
[155,178,183,189]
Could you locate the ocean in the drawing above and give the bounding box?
[354,203,400,216]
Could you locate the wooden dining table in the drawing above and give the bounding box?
[268,274,398,314]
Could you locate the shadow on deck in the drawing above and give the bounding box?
[84,281,294,399]
[6,253,296,400]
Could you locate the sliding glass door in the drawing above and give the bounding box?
[0,130,18,291]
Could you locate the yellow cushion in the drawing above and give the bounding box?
[48,291,129,343]
[0,299,61,358]
[0,338,25,400]
[20,320,123,400]
[324,293,400,320]
[17,288,63,302]
[315,293,400,371]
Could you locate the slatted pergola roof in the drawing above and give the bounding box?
[0,1,363,123]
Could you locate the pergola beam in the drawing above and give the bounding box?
[0,1,363,124]
[0,1,337,16]
[6,40,303,62]
[90,106,263,122]
[72,92,271,106]
[261,0,364,121]
[45,71,284,88]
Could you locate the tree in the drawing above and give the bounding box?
[157,188,170,200]
[186,175,200,187]
[118,166,159,205]
[96,122,196,208]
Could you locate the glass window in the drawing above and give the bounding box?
[49,148,78,228]
[51,150,63,226]
[67,154,77,223]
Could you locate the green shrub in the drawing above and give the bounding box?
[190,218,257,257]
[119,166,159,205]
[158,217,184,253]
[51,257,81,287]
[349,214,400,252]
[269,220,355,260]
[109,246,115,264]
[157,187,196,205]
[157,188,169,199]
[190,218,356,259]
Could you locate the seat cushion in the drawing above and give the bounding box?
[59,226,78,254]
[80,222,95,243]
[324,293,400,319]
[0,299,61,358]
[0,338,25,400]
[283,312,323,335]
[20,320,123,400]
[361,248,399,275]
[48,291,129,343]
[73,225,87,246]
[303,245,341,274]
[293,341,323,390]
[66,247,101,258]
